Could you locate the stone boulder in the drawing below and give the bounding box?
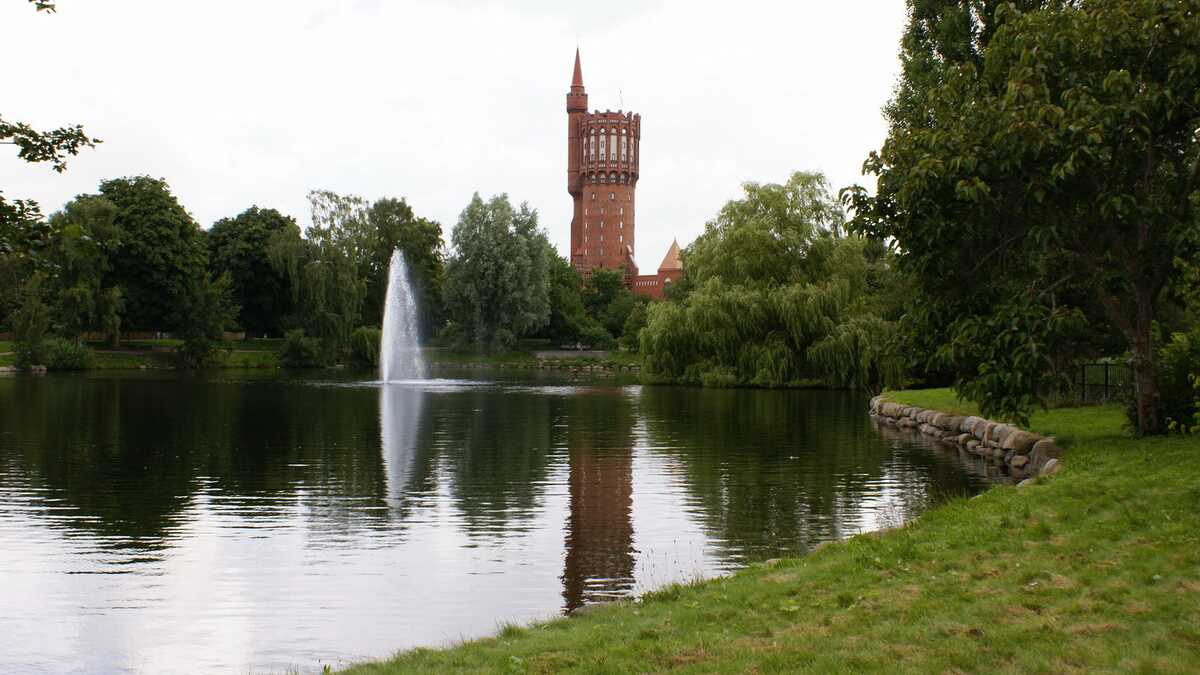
[961,416,983,433]
[1010,455,1029,469]
[1039,458,1060,477]
[1002,430,1042,455]
[971,418,991,440]
[1029,438,1063,469]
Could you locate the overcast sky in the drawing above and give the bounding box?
[2,0,907,270]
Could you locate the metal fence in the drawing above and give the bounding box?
[1076,361,1132,403]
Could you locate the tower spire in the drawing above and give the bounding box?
[571,47,584,88]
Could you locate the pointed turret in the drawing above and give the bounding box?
[567,48,588,113]
[658,239,682,272]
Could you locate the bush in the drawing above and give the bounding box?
[578,320,615,350]
[1156,329,1200,433]
[42,338,92,370]
[12,274,50,369]
[279,329,326,368]
[350,326,381,367]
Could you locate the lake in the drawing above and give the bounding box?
[0,370,993,673]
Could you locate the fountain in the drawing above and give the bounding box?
[380,249,427,382]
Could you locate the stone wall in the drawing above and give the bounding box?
[869,396,1063,481]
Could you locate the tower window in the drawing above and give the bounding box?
[619,235,623,243]
[610,131,617,161]
[621,136,627,162]
[620,221,624,228]
[591,193,596,200]
[600,134,606,161]
[609,192,615,200]
[620,207,623,215]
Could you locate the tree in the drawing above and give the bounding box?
[44,196,122,342]
[175,273,239,368]
[99,177,207,331]
[641,171,904,390]
[543,253,591,345]
[364,197,445,332]
[845,0,1200,432]
[581,268,637,340]
[208,207,299,336]
[443,193,552,351]
[268,191,370,360]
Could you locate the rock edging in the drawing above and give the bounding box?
[869,395,1063,480]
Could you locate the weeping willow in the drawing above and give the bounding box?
[639,170,905,391]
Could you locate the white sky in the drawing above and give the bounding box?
[1,0,906,271]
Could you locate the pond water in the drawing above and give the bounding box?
[0,370,993,673]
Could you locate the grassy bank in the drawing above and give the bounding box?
[347,389,1200,673]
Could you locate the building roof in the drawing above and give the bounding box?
[572,48,583,87]
[658,239,682,271]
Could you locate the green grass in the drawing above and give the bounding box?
[346,390,1200,674]
[0,340,14,353]
[89,350,174,369]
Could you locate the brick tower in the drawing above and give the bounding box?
[567,49,642,277]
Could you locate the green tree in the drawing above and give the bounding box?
[364,197,445,332]
[12,273,51,368]
[45,196,122,342]
[268,191,370,360]
[845,0,1200,432]
[582,268,637,340]
[641,171,904,391]
[207,206,299,336]
[175,273,239,368]
[543,253,590,344]
[98,177,207,331]
[443,193,552,351]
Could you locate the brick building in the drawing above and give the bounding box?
[566,49,681,300]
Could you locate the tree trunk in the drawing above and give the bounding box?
[1128,288,1161,436]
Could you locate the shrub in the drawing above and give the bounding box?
[1157,329,1200,433]
[279,329,326,368]
[350,326,381,367]
[42,338,92,370]
[12,274,50,369]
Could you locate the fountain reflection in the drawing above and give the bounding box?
[379,383,426,509]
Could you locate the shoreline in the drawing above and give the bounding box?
[342,389,1200,673]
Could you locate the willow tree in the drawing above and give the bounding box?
[845,0,1200,432]
[442,193,552,351]
[640,171,904,391]
[269,191,370,359]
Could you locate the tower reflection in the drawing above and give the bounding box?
[561,388,636,612]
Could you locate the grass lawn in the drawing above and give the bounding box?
[0,340,13,353]
[347,390,1200,673]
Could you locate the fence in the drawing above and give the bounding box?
[1076,361,1131,403]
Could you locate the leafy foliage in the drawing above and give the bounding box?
[443,193,552,351]
[350,326,381,367]
[641,172,904,391]
[208,207,299,336]
[12,273,50,368]
[174,273,239,369]
[269,191,371,361]
[279,329,326,368]
[846,0,1200,432]
[99,177,207,331]
[364,198,444,332]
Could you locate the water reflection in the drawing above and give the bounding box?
[0,371,993,673]
[379,383,425,509]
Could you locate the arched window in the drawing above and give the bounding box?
[621,134,627,162]
[589,131,595,161]
[599,133,606,161]
[610,130,617,162]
